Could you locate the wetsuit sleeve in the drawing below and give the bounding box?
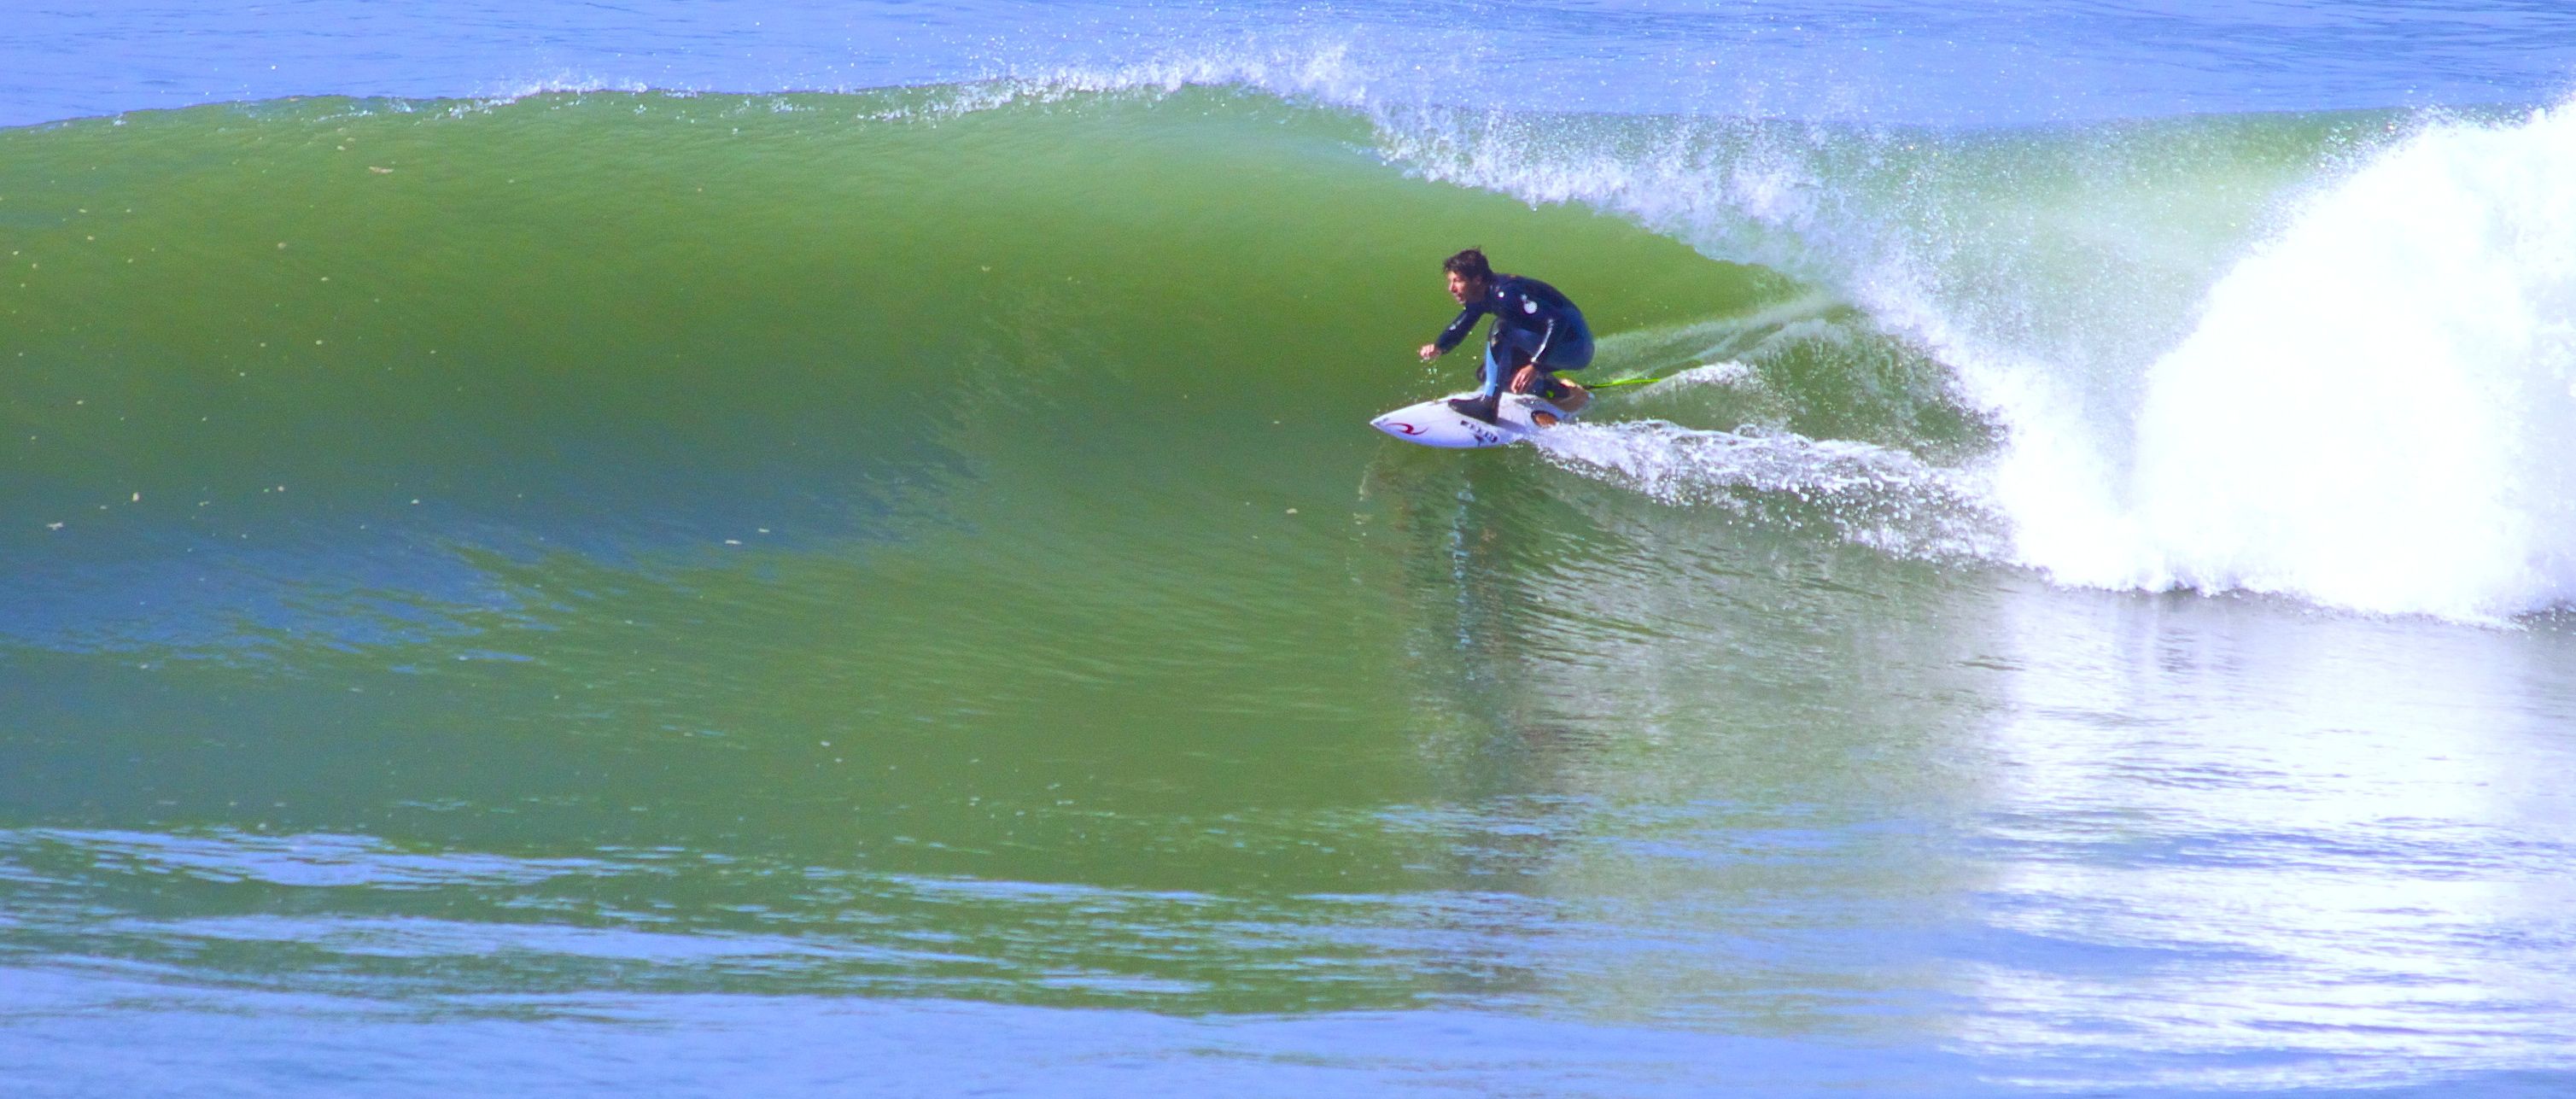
[1529,316,1559,365]
[1433,303,1485,354]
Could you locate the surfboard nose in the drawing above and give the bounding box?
[1370,400,1511,447]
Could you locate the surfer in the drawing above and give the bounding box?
[1417,248,1595,425]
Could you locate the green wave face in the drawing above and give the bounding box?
[0,88,1966,553]
[0,87,1996,1014]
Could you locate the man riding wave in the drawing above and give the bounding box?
[1417,248,1594,425]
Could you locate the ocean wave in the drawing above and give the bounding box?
[9,78,2573,627]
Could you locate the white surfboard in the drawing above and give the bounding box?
[1369,392,1577,448]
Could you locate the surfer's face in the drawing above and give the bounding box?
[1446,272,1482,303]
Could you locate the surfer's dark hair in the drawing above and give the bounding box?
[1443,248,1492,283]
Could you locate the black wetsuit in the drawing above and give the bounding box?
[1432,274,1595,398]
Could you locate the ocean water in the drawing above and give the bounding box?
[5,3,2576,1096]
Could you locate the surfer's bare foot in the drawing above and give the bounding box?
[1557,384,1591,414]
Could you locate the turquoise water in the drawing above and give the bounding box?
[6,6,2576,1097]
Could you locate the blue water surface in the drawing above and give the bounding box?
[8,0,2576,128]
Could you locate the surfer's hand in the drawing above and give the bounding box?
[1509,365,1542,394]
[1418,343,1440,361]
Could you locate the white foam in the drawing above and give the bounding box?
[1659,361,1760,388]
[1531,421,2001,560]
[1998,106,2576,620]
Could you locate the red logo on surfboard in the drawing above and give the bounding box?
[1387,422,1424,436]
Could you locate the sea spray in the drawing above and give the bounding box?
[2049,105,2576,619]
[1532,418,2003,562]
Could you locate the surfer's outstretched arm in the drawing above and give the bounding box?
[1431,305,1484,356]
[1424,305,1484,364]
